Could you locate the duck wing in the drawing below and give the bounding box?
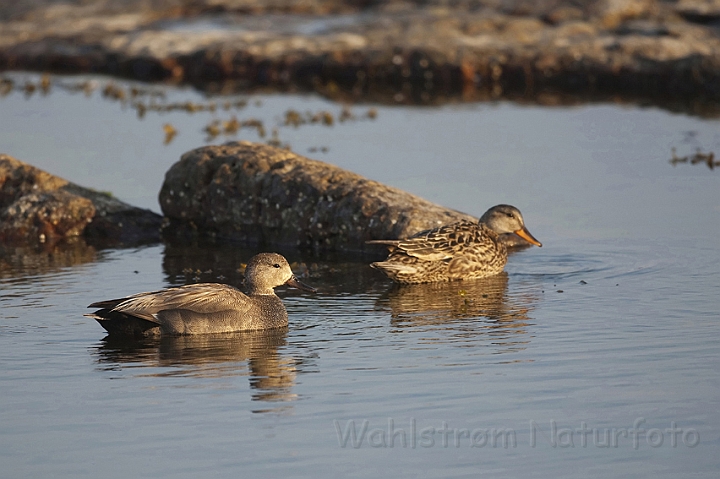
[392,220,489,261]
[89,283,249,323]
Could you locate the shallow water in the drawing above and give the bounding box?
[1,74,719,478]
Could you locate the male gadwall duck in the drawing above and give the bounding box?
[86,253,316,337]
[368,204,541,284]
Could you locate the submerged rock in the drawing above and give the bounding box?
[0,154,162,246]
[160,141,476,253]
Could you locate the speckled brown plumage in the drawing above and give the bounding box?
[368,205,541,284]
[86,253,316,337]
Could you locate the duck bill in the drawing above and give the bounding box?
[285,276,317,293]
[514,227,542,247]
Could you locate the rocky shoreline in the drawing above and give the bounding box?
[1,1,719,114]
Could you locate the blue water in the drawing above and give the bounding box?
[1,73,719,478]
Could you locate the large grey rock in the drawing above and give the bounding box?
[159,141,475,253]
[0,154,162,245]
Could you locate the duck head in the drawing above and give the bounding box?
[479,205,542,247]
[245,253,317,294]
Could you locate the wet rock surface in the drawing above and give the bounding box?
[0,154,162,246]
[1,1,719,113]
[160,141,476,253]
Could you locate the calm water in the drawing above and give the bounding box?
[1,73,719,478]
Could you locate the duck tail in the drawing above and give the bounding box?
[85,309,160,337]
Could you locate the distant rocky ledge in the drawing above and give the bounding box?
[160,141,475,253]
[0,155,162,246]
[1,0,719,113]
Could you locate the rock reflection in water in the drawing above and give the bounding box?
[94,329,299,405]
[160,238,379,295]
[0,238,97,280]
[380,273,537,355]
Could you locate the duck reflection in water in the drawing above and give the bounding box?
[378,273,539,354]
[94,328,309,407]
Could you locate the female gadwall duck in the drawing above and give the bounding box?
[86,253,316,337]
[368,204,541,284]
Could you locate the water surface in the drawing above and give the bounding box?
[1,74,719,478]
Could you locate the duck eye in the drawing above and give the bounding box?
[273,263,281,268]
[506,213,514,218]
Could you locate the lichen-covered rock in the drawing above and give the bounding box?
[0,190,95,243]
[0,154,162,246]
[160,141,475,253]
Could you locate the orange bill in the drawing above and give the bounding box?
[514,227,542,247]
